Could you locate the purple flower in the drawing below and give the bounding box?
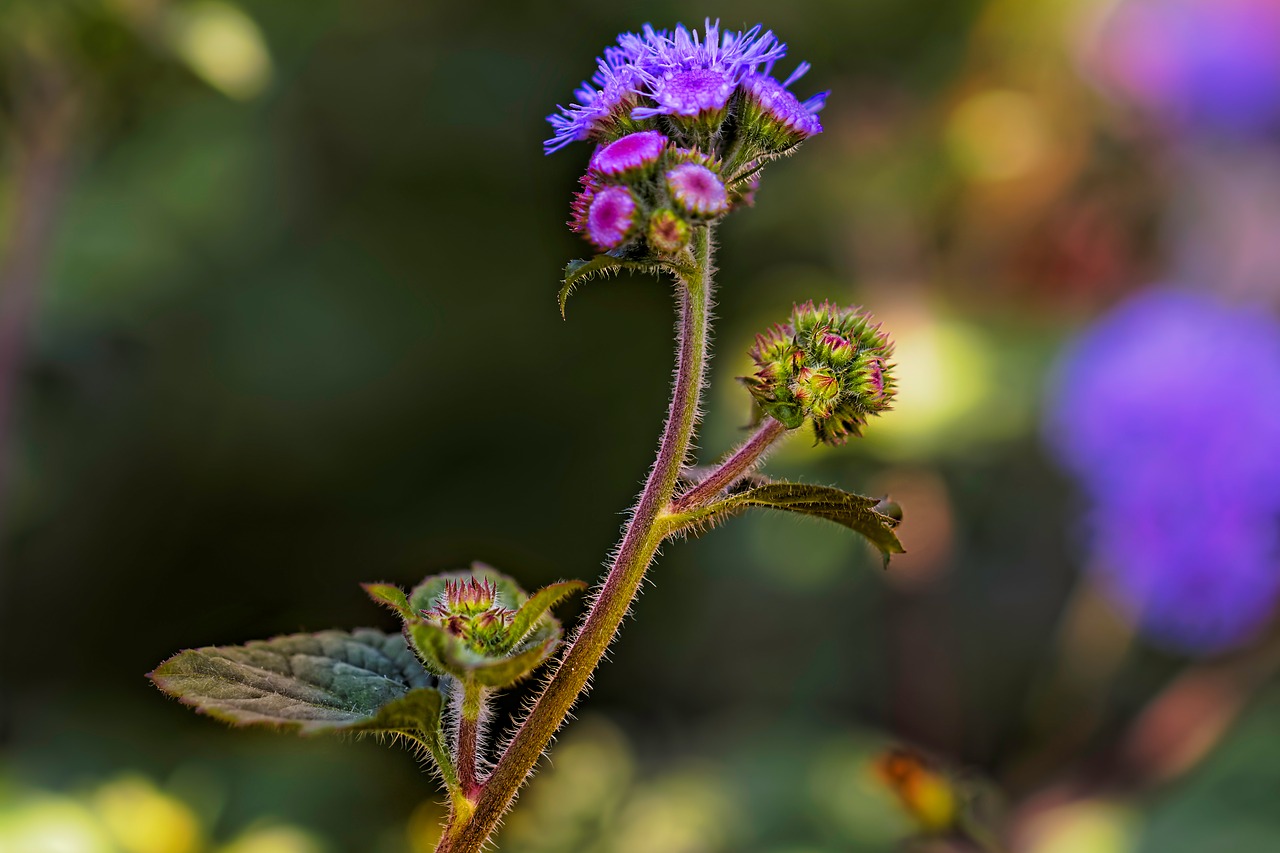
[545,19,806,153]
[740,64,827,140]
[589,130,667,176]
[580,186,638,250]
[665,163,728,217]
[1045,288,1280,653]
[1083,0,1280,136]
[628,21,786,120]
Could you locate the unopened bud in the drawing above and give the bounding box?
[742,301,896,445]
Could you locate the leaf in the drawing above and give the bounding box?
[504,580,586,651]
[559,254,692,318]
[677,481,905,564]
[361,583,414,620]
[149,628,444,735]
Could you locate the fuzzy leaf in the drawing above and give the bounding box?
[150,629,443,735]
[679,481,905,564]
[504,580,586,651]
[559,255,692,318]
[470,634,560,687]
[362,583,414,620]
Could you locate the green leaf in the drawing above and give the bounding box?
[559,254,692,318]
[470,634,559,687]
[676,481,905,564]
[149,628,444,735]
[361,582,414,620]
[503,580,586,651]
[408,620,562,688]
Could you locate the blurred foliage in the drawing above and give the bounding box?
[2,0,1279,850]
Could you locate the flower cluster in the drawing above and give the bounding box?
[1045,289,1280,654]
[743,301,896,445]
[548,20,827,256]
[420,577,517,656]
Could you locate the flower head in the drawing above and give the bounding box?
[590,130,667,176]
[743,301,896,444]
[738,65,828,152]
[666,162,729,217]
[571,185,639,251]
[545,19,822,160]
[1045,288,1280,653]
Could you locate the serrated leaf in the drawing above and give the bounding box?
[503,580,586,651]
[150,628,443,735]
[559,254,693,318]
[677,481,905,564]
[361,583,414,620]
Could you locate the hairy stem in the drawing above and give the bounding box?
[673,416,789,512]
[456,681,485,799]
[434,226,715,852]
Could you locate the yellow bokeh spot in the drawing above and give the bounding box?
[0,795,112,853]
[92,775,202,853]
[166,2,273,100]
[216,824,327,853]
[1022,799,1139,853]
[947,89,1051,182]
[864,310,1006,458]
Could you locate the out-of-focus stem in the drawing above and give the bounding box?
[0,64,79,536]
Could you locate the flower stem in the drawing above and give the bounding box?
[672,416,789,512]
[433,226,716,852]
[456,681,485,799]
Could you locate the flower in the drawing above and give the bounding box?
[572,185,639,251]
[743,301,897,445]
[665,162,728,217]
[738,65,828,152]
[589,130,667,176]
[1045,288,1280,653]
[545,19,824,158]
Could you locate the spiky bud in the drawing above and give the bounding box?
[647,208,691,255]
[365,564,587,688]
[742,301,896,445]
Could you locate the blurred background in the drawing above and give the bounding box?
[4,0,1280,850]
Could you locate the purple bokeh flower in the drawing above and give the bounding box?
[1045,289,1280,653]
[1082,0,1280,136]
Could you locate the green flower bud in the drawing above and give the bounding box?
[647,208,691,255]
[742,301,896,445]
[364,563,586,689]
